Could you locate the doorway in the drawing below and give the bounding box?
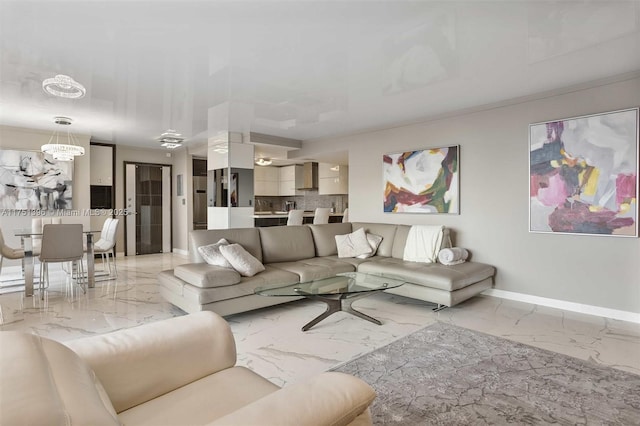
[124,162,172,256]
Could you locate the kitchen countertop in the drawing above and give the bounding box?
[253,212,344,218]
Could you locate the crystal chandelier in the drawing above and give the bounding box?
[41,117,85,161]
[42,74,86,99]
[157,129,184,149]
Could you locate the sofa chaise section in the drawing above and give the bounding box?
[158,227,303,315]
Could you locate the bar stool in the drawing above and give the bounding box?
[287,210,304,226]
[313,208,331,224]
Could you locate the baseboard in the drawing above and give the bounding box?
[483,288,640,324]
[173,248,189,256]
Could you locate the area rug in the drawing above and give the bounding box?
[332,322,640,425]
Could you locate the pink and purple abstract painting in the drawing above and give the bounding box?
[383,146,459,214]
[529,108,638,237]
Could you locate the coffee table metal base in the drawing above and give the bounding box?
[299,292,381,331]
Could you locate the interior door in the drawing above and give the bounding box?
[125,163,171,255]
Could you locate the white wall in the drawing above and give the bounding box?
[296,75,640,314]
[171,149,192,253]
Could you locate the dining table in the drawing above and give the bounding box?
[14,228,97,297]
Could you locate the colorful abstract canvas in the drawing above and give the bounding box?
[383,146,459,214]
[529,108,638,237]
[0,149,74,210]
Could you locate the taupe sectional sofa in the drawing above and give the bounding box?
[158,222,496,315]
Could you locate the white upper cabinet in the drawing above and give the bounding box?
[318,164,348,195]
[90,145,113,186]
[278,165,303,196]
[254,166,279,182]
[254,166,279,196]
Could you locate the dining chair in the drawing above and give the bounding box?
[90,218,120,278]
[0,228,25,281]
[39,224,86,299]
[342,208,349,223]
[31,217,62,256]
[313,208,331,224]
[286,210,304,226]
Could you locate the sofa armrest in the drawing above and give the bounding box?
[208,372,376,426]
[65,312,236,414]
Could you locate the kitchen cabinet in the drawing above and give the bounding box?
[254,166,280,196]
[278,165,303,196]
[318,164,348,195]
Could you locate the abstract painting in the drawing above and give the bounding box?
[383,146,459,214]
[529,108,638,237]
[0,149,74,210]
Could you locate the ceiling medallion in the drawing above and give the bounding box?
[255,158,273,166]
[42,74,86,99]
[158,129,184,149]
[41,116,85,161]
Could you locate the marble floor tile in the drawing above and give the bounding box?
[1,253,638,386]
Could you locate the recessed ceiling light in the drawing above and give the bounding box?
[42,74,86,99]
[255,158,273,166]
[157,129,184,149]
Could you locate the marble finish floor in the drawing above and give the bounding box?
[1,253,639,387]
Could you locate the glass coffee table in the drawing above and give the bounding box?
[255,272,405,331]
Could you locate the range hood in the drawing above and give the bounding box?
[297,162,318,190]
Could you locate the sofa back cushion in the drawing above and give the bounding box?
[0,332,120,425]
[391,225,451,259]
[351,222,398,258]
[190,228,262,263]
[308,223,353,257]
[259,225,316,263]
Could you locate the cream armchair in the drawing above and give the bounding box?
[0,312,375,426]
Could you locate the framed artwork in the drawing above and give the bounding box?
[0,149,74,210]
[230,172,238,207]
[529,108,638,237]
[383,145,459,214]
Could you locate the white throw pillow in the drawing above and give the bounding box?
[197,238,234,269]
[356,233,383,259]
[335,228,373,258]
[219,244,266,277]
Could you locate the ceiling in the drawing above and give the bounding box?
[1,1,639,160]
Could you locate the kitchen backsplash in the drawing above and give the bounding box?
[255,191,348,213]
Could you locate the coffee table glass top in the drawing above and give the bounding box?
[255,272,405,297]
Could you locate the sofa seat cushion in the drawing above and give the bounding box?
[357,258,495,291]
[269,257,355,282]
[161,266,300,305]
[118,366,279,426]
[174,264,241,288]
